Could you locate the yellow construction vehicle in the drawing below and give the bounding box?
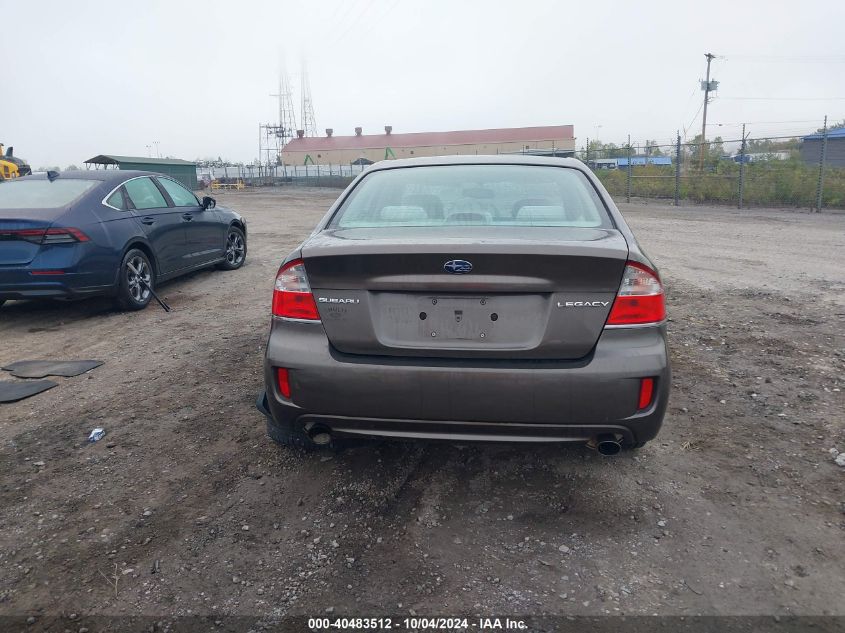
[211,178,245,191]
[0,144,32,181]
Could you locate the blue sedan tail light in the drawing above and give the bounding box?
[0,227,90,244]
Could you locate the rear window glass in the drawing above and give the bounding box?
[0,179,98,209]
[106,189,126,210]
[329,165,611,229]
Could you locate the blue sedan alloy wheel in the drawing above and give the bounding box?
[116,249,154,311]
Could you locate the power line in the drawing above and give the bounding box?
[346,0,400,42]
[682,101,704,140]
[708,119,821,126]
[721,54,845,63]
[333,0,377,47]
[719,96,845,101]
[324,1,362,41]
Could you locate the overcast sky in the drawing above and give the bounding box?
[3,0,844,167]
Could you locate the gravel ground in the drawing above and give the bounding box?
[1,189,843,625]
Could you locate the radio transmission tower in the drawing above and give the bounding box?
[259,67,298,175]
[271,70,299,144]
[300,61,317,137]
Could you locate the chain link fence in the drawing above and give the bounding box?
[197,163,367,189]
[198,120,845,207]
[580,121,844,210]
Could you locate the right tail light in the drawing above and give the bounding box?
[271,259,320,320]
[606,261,666,326]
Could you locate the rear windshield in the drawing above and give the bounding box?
[0,179,98,209]
[329,165,611,229]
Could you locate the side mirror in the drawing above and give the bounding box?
[201,196,216,210]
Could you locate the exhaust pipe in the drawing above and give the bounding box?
[307,424,332,446]
[594,434,622,456]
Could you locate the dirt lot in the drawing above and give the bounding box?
[1,189,843,626]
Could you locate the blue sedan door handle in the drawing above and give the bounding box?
[181,213,193,221]
[141,216,155,225]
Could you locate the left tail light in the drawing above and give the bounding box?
[0,227,90,244]
[271,259,320,320]
[638,377,655,410]
[606,261,666,326]
[276,368,292,398]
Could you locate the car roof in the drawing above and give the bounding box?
[21,170,165,183]
[366,154,587,171]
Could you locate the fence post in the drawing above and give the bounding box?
[738,123,747,210]
[815,115,828,212]
[674,132,681,206]
[585,137,590,165]
[626,135,632,203]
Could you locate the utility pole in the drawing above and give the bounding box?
[674,131,681,206]
[816,115,828,212]
[699,52,716,170]
[738,123,747,210]
[626,134,632,203]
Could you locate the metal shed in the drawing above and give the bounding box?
[84,155,198,190]
[801,128,845,168]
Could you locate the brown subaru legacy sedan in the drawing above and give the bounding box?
[257,156,669,455]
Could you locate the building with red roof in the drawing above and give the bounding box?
[281,125,575,165]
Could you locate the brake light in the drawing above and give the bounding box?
[0,227,90,244]
[276,367,292,398]
[606,262,666,326]
[43,227,90,243]
[638,377,655,410]
[271,259,320,320]
[0,229,45,244]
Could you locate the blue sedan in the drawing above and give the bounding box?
[0,170,247,310]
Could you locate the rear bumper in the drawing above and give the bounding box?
[0,266,114,300]
[0,242,118,301]
[260,320,670,445]
[0,271,113,300]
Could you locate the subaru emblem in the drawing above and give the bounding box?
[444,259,473,274]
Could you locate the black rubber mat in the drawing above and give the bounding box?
[2,360,104,378]
[0,379,57,403]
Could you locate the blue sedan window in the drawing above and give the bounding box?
[124,177,167,210]
[158,177,198,207]
[0,179,98,209]
[106,189,126,210]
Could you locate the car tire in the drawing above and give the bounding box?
[0,299,5,309]
[115,249,154,311]
[217,226,246,271]
[266,417,319,452]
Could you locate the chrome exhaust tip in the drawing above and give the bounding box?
[594,434,622,456]
[307,424,332,446]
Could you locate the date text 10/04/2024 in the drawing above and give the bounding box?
[308,617,528,630]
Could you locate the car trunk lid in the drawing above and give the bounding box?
[0,214,56,265]
[301,226,629,359]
